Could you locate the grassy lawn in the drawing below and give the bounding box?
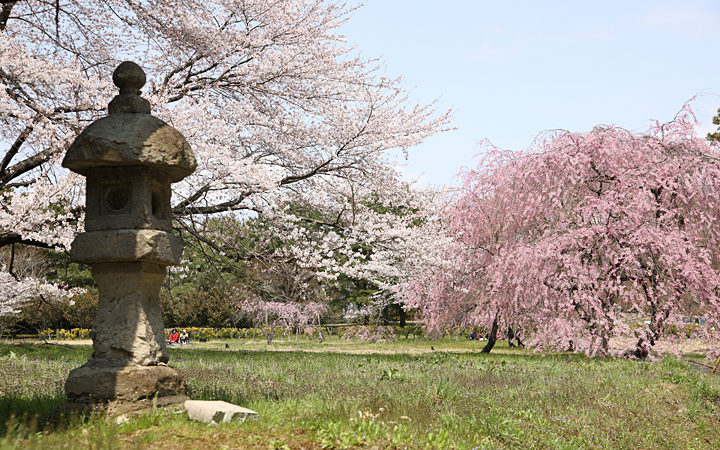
[1,339,720,449]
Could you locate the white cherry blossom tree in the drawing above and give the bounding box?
[0,1,451,313]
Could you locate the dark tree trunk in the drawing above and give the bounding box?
[317,317,323,343]
[632,339,650,359]
[0,1,19,32]
[481,317,498,353]
[631,282,671,359]
[399,306,406,328]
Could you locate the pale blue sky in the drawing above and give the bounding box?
[342,0,720,186]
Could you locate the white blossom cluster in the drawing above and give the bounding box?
[0,271,81,317]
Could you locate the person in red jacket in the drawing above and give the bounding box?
[168,328,180,345]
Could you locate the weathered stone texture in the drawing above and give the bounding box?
[83,166,173,232]
[63,60,193,404]
[63,113,196,182]
[89,261,168,365]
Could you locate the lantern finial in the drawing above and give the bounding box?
[108,61,151,114]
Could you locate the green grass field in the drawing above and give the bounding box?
[1,339,720,449]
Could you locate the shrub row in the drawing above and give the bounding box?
[180,325,426,341]
[32,324,426,341]
[38,328,92,340]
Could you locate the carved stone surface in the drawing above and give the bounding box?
[89,261,168,365]
[83,166,173,232]
[107,61,152,115]
[70,230,183,265]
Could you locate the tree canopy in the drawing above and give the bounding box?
[0,0,450,315]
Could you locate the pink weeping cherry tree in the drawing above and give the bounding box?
[403,107,720,358]
[237,299,328,344]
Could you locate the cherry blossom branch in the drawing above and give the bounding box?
[0,118,36,175]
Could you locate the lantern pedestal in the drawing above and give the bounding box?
[65,236,186,401]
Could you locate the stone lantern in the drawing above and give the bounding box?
[63,61,196,403]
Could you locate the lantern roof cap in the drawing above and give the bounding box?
[62,61,196,182]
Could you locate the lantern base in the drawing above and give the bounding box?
[65,362,187,402]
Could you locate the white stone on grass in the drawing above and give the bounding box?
[184,400,259,424]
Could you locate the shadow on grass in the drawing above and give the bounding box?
[0,394,105,437]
